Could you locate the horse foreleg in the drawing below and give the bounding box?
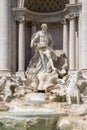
[77,92,80,104]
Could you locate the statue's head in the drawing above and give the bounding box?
[41,23,48,31]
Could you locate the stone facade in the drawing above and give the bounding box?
[0,0,84,77]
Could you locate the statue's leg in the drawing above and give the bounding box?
[46,51,56,71]
[39,50,46,71]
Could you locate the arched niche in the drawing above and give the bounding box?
[17,0,69,69]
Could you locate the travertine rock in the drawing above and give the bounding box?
[26,50,68,92]
[0,77,7,92]
[57,116,87,130]
[0,117,58,130]
[0,102,9,111]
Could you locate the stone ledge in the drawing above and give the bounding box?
[0,111,67,130]
[0,70,12,77]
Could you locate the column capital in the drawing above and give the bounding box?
[61,18,68,25]
[66,13,79,20]
[15,15,25,23]
[78,13,81,20]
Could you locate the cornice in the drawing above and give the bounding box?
[12,3,82,23]
[12,7,68,23]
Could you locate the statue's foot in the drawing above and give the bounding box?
[52,67,57,72]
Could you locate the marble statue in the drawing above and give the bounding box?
[30,23,57,73]
[0,24,68,104]
[66,71,80,105]
[26,23,68,91]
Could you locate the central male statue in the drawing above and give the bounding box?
[26,23,68,91]
[30,23,57,73]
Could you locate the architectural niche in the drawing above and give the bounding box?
[0,0,82,77]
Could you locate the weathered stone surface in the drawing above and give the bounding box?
[1,1,87,130]
[0,102,87,130]
[0,77,7,92]
[0,117,57,130]
[56,116,87,130]
[67,104,87,116]
[0,103,9,111]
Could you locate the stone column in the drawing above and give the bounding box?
[63,19,69,58]
[78,10,82,69]
[0,0,11,77]
[16,16,25,77]
[11,0,18,73]
[68,15,76,71]
[81,0,87,70]
[69,0,76,4]
[76,32,79,70]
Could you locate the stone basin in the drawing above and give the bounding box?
[0,92,67,130]
[0,111,67,130]
[0,93,67,130]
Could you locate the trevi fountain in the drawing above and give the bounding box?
[0,0,87,130]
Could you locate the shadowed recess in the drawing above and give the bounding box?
[18,0,69,13]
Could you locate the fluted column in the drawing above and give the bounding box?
[68,15,76,71]
[0,0,11,77]
[81,0,87,71]
[16,16,25,77]
[63,19,69,58]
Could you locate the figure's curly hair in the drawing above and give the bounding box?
[41,23,48,29]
